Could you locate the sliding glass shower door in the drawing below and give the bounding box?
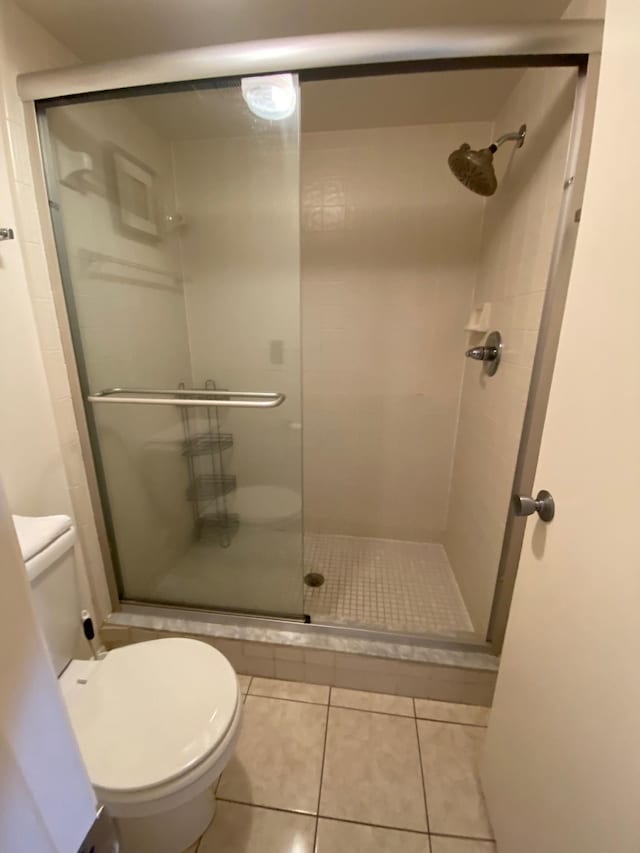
[40,75,304,617]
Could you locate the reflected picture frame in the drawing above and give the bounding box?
[112,149,159,240]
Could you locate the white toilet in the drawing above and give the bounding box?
[15,513,242,853]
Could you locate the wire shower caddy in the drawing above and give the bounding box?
[179,379,239,547]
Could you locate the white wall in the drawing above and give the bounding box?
[0,0,111,622]
[301,122,488,541]
[444,66,577,634]
[0,109,70,519]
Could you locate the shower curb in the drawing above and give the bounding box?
[102,610,498,706]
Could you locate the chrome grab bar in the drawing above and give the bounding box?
[87,387,286,408]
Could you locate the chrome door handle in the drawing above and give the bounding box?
[87,387,286,408]
[512,490,555,522]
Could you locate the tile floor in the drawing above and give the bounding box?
[191,675,495,852]
[304,533,476,637]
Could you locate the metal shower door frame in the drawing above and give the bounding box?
[486,55,602,653]
[24,24,603,649]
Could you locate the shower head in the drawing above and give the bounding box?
[448,124,526,197]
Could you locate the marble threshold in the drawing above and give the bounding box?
[101,608,499,706]
[107,607,498,671]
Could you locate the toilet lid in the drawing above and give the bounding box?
[65,638,239,793]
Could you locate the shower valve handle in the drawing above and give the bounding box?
[464,330,502,377]
[465,345,498,362]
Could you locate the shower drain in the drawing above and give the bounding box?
[304,572,325,588]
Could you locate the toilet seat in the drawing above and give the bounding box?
[63,638,240,812]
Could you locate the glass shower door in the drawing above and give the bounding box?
[40,75,304,617]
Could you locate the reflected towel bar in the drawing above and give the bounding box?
[87,387,286,408]
[79,248,183,284]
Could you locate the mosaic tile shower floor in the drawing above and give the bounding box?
[303,533,476,638]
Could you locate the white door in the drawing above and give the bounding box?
[0,80,97,850]
[481,2,640,852]
[0,477,97,852]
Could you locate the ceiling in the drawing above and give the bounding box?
[302,69,523,133]
[16,0,575,65]
[126,68,525,140]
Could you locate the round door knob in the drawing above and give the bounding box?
[512,490,555,522]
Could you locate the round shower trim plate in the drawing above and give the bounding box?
[484,330,503,377]
[516,124,527,148]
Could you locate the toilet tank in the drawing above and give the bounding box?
[16,520,83,675]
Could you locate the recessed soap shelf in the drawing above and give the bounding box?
[464,302,491,333]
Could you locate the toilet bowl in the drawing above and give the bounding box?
[232,484,301,527]
[15,513,242,853]
[60,638,242,853]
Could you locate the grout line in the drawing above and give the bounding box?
[415,715,488,728]
[414,698,432,844]
[243,689,481,725]
[215,798,497,844]
[246,685,489,727]
[211,798,495,845]
[329,702,415,720]
[217,796,317,819]
[239,677,252,702]
[313,687,332,851]
[248,690,329,707]
[429,831,496,843]
[314,812,431,838]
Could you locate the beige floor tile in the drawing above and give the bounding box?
[414,699,490,727]
[199,801,315,852]
[320,707,427,831]
[217,695,326,813]
[316,818,430,852]
[237,674,252,694]
[331,687,414,716]
[418,721,493,839]
[249,676,329,704]
[430,836,496,853]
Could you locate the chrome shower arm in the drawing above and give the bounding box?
[492,124,527,150]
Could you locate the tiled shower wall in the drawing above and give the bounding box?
[444,66,578,633]
[301,123,490,541]
[172,129,302,502]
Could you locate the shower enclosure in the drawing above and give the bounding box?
[31,24,599,651]
[41,78,305,619]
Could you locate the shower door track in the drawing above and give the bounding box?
[119,601,491,656]
[25,24,603,656]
